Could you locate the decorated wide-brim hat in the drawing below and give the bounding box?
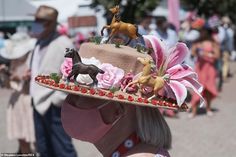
[35,35,204,111]
[0,32,36,60]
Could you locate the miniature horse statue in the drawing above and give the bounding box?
[123,57,165,99]
[101,5,140,45]
[64,48,104,86]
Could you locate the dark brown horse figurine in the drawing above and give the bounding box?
[101,5,140,45]
[64,48,105,86]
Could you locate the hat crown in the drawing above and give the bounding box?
[10,33,30,43]
[35,5,58,21]
[0,32,36,59]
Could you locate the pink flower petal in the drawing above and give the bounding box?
[60,58,73,77]
[181,77,203,93]
[143,35,167,68]
[163,83,176,100]
[166,64,197,80]
[180,79,205,107]
[97,63,124,89]
[166,42,189,69]
[167,80,187,106]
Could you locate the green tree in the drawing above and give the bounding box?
[91,0,160,23]
[181,0,236,23]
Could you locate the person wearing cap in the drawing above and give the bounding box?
[28,5,77,157]
[0,32,36,153]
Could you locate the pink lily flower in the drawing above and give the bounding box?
[143,35,205,107]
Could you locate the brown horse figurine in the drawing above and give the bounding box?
[101,5,140,45]
[64,48,105,86]
[123,57,165,100]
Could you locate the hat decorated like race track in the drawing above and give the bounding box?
[35,5,204,111]
[35,35,204,111]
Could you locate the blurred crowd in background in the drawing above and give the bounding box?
[136,13,236,117]
[0,2,236,156]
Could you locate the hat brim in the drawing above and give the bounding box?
[35,75,188,111]
[0,39,36,60]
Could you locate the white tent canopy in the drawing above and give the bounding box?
[0,0,36,21]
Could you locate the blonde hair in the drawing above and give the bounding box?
[136,106,172,149]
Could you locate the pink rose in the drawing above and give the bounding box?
[60,58,72,79]
[120,72,138,93]
[97,63,124,89]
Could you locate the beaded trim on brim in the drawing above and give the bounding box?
[35,75,188,111]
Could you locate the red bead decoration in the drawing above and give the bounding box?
[46,80,51,85]
[107,92,114,98]
[98,90,106,96]
[163,101,166,106]
[35,77,39,81]
[89,89,96,95]
[49,80,54,86]
[143,99,149,104]
[66,85,71,90]
[43,79,47,84]
[117,94,125,99]
[81,88,88,93]
[159,100,163,106]
[73,86,79,91]
[137,97,143,103]
[128,95,134,101]
[151,99,157,105]
[59,84,65,89]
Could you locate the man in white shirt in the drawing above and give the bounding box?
[29,5,77,157]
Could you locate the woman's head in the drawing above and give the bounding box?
[63,94,172,149]
[62,94,135,143]
[65,94,127,124]
[198,26,214,41]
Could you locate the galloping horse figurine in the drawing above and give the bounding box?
[101,5,140,45]
[64,48,105,86]
[123,57,165,99]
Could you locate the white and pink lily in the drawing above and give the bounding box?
[143,35,205,107]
